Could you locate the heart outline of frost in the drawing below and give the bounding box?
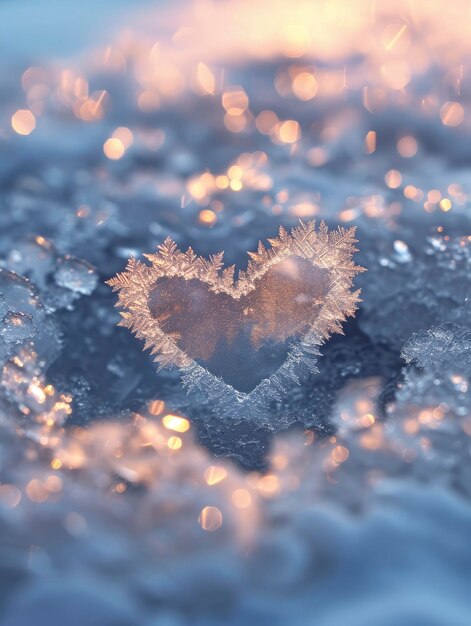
[108,221,364,422]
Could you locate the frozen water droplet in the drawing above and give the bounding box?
[54,256,98,295]
[0,311,37,343]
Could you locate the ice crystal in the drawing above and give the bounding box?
[0,269,61,369]
[402,325,471,376]
[5,236,98,312]
[108,221,364,422]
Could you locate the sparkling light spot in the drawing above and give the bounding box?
[204,466,228,485]
[364,130,376,154]
[11,109,36,135]
[103,138,125,160]
[222,88,248,115]
[228,165,243,180]
[385,169,402,189]
[440,101,464,126]
[199,506,223,531]
[199,209,217,225]
[162,414,190,432]
[215,175,229,189]
[332,445,350,463]
[113,127,134,149]
[397,135,418,157]
[428,189,442,203]
[224,113,247,133]
[292,72,318,100]
[231,488,252,508]
[439,198,452,212]
[196,62,216,95]
[229,179,243,191]
[277,120,300,143]
[382,23,410,51]
[167,436,182,451]
[148,400,165,415]
[0,484,21,508]
[46,475,63,493]
[256,110,278,135]
[26,479,48,503]
[257,474,280,497]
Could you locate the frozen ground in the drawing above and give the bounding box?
[0,1,471,624]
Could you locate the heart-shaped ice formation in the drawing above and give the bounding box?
[108,221,364,421]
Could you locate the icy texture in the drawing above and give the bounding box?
[0,0,471,624]
[359,237,471,348]
[384,324,471,492]
[109,222,363,423]
[54,255,98,295]
[0,311,36,343]
[5,237,98,312]
[0,269,60,368]
[402,325,471,375]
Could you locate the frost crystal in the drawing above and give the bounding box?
[108,221,364,422]
[402,325,471,376]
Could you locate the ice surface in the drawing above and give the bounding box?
[0,0,471,624]
[359,237,471,349]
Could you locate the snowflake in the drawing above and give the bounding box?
[108,221,364,423]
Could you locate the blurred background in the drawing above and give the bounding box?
[0,1,471,624]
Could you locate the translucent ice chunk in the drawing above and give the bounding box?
[0,269,61,368]
[6,236,57,289]
[54,256,98,295]
[0,269,41,316]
